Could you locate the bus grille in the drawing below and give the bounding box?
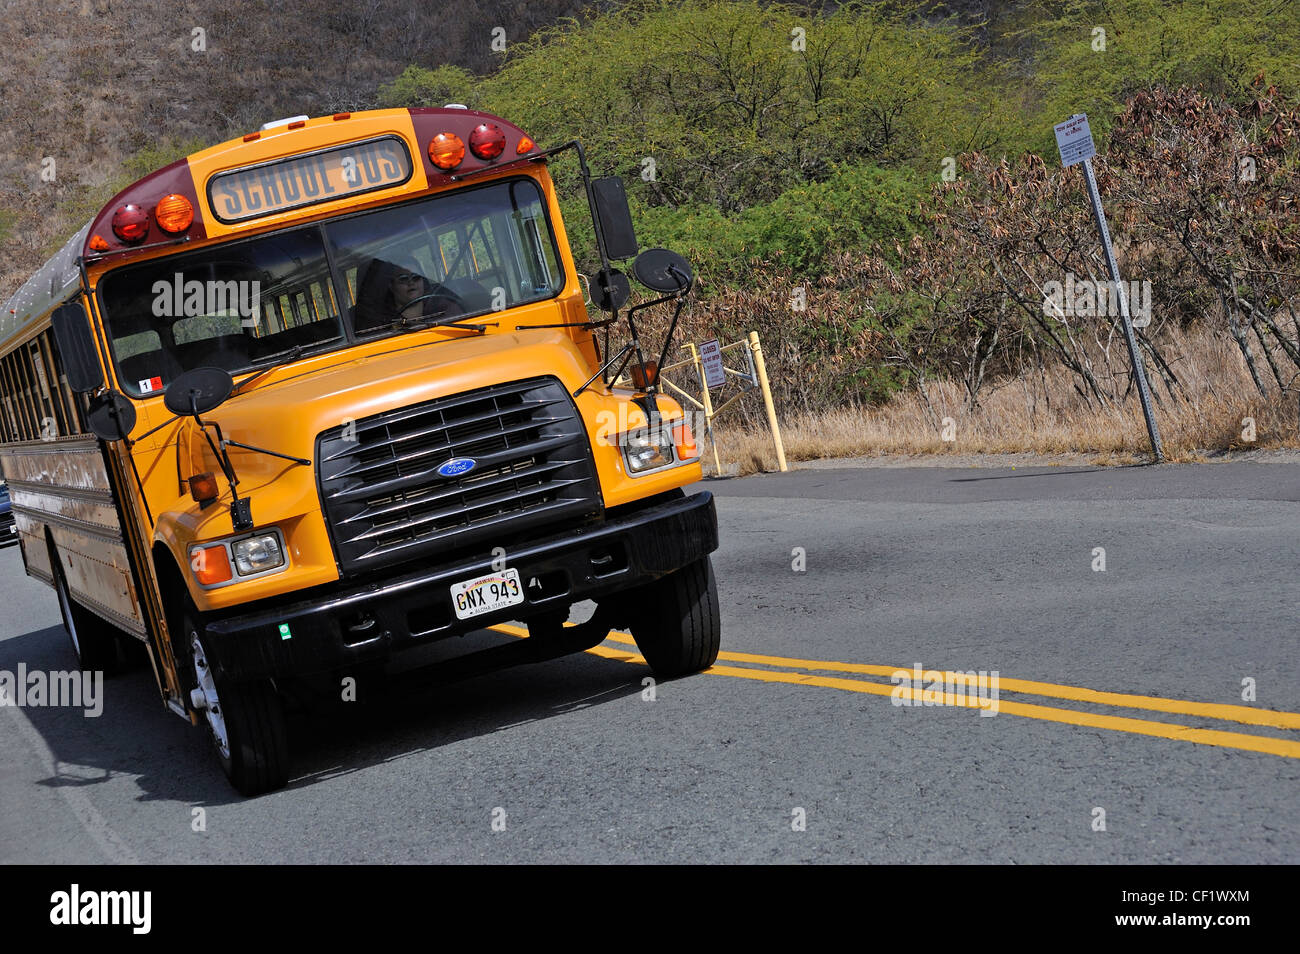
[317,377,601,575]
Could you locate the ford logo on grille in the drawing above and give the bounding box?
[437,457,477,478]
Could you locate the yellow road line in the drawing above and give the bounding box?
[599,632,1300,732]
[489,624,1300,758]
[703,665,1300,759]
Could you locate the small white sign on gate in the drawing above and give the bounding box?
[699,338,726,389]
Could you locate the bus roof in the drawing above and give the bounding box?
[0,221,90,350]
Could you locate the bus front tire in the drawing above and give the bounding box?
[183,607,289,796]
[628,556,721,679]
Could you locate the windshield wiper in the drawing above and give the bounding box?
[229,345,302,395]
[230,338,342,395]
[397,314,499,335]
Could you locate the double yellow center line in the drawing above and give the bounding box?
[492,624,1300,759]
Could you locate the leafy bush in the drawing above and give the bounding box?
[384,0,1003,215]
[632,164,930,284]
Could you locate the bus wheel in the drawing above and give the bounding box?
[184,609,289,796]
[628,556,721,679]
[52,551,122,673]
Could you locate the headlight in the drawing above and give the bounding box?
[622,428,676,474]
[232,534,285,575]
[189,528,289,590]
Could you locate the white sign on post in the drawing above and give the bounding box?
[1053,111,1164,462]
[1054,114,1096,168]
[699,338,726,389]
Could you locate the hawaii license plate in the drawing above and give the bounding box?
[450,568,524,620]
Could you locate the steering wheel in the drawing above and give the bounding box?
[392,283,468,326]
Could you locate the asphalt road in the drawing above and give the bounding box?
[2,461,1297,863]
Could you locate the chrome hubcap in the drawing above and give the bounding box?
[190,631,229,759]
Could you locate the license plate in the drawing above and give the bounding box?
[450,568,524,620]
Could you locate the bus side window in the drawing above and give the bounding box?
[1,348,37,439]
[314,282,336,321]
[438,233,458,279]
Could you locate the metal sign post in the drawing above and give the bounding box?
[1054,114,1164,463]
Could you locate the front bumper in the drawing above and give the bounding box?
[201,490,718,682]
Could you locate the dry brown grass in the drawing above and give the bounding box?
[701,326,1300,476]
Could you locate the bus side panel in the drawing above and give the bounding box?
[0,436,148,639]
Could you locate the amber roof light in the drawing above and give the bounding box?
[155,194,194,233]
[428,132,466,170]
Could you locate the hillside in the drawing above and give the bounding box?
[0,0,607,294]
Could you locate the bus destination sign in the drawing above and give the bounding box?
[207,136,413,224]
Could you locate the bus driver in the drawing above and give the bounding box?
[355,255,463,332]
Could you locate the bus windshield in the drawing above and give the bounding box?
[100,177,566,398]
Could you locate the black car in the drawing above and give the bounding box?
[0,482,17,548]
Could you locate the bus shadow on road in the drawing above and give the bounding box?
[282,629,649,791]
[1,623,647,806]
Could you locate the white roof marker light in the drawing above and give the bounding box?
[259,115,311,131]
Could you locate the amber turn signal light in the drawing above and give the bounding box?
[673,422,699,459]
[428,132,465,170]
[189,472,219,506]
[155,194,194,233]
[190,544,232,586]
[630,361,658,389]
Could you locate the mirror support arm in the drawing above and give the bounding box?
[651,295,690,391]
[194,416,254,533]
[573,342,635,399]
[222,440,309,466]
[132,413,180,444]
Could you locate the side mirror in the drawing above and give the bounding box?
[164,367,234,418]
[86,391,137,443]
[51,302,104,393]
[633,248,693,293]
[592,268,631,312]
[591,177,638,261]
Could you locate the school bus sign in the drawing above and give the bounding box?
[207,136,413,223]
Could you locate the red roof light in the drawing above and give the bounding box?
[469,123,506,161]
[111,204,150,243]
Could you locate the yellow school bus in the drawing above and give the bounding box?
[0,107,720,794]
